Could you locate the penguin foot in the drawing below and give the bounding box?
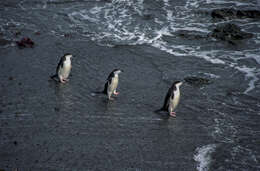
[60,79,66,83]
[170,112,176,117]
[114,91,119,95]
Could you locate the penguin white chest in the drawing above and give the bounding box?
[59,60,71,79]
[170,89,180,110]
[110,76,119,91]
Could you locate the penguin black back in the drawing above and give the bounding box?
[56,55,66,74]
[161,84,176,111]
[102,71,116,94]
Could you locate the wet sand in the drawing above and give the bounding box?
[0,33,215,170]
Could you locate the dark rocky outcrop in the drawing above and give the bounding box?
[176,30,207,40]
[142,13,153,20]
[210,23,253,42]
[16,37,34,48]
[184,76,212,86]
[211,8,260,20]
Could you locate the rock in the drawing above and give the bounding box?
[142,13,153,20]
[34,31,41,35]
[16,37,34,48]
[54,107,60,112]
[211,8,260,20]
[90,93,96,97]
[14,141,17,145]
[64,33,71,37]
[176,30,207,40]
[210,23,253,42]
[184,76,212,86]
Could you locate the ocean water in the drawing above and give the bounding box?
[0,0,259,170]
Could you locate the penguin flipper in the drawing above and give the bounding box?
[56,56,65,73]
[155,86,173,114]
[102,82,108,94]
[162,85,175,110]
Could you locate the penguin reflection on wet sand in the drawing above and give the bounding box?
[51,53,73,83]
[103,69,123,100]
[157,81,183,117]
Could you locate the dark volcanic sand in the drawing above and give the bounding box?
[0,0,260,171]
[0,34,213,170]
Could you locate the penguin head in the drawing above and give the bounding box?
[113,69,123,75]
[64,53,73,60]
[173,81,183,88]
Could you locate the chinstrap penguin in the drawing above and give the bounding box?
[157,81,183,117]
[102,69,123,100]
[51,53,73,83]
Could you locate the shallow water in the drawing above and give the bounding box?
[0,0,259,170]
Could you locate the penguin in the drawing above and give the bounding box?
[102,69,123,100]
[51,53,73,83]
[157,81,183,117]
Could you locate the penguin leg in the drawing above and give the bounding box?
[108,92,113,100]
[168,107,176,117]
[108,96,114,100]
[113,90,119,95]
